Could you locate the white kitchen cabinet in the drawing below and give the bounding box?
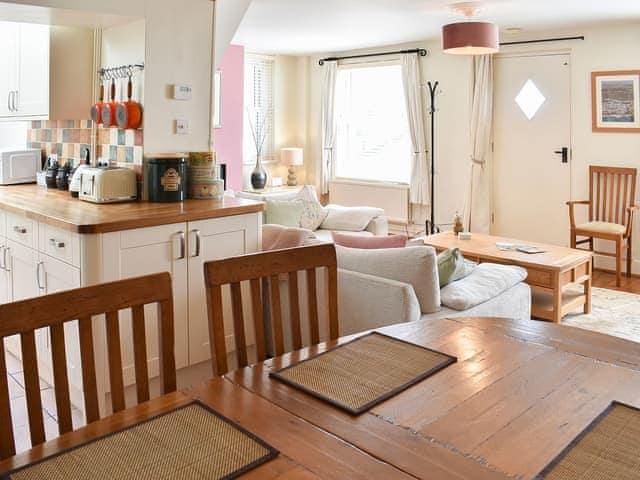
[0,237,10,305]
[187,215,259,365]
[0,21,49,120]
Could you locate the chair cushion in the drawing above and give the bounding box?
[332,232,407,249]
[575,221,625,235]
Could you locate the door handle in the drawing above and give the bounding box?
[192,229,201,257]
[3,247,10,272]
[554,147,568,164]
[36,261,45,291]
[176,231,185,260]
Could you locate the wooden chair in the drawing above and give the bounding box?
[568,166,639,286]
[0,272,176,460]
[204,243,338,376]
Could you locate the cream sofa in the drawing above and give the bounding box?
[335,245,531,336]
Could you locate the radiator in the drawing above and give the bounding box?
[328,180,409,225]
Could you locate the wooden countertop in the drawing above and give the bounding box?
[0,185,265,234]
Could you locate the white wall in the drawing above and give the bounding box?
[0,121,29,148]
[214,0,251,69]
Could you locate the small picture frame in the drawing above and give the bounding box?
[213,71,222,129]
[591,70,640,133]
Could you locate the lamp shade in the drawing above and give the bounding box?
[281,147,304,166]
[442,21,499,55]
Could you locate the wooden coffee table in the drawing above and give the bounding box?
[424,232,593,323]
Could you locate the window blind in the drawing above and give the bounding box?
[243,54,275,163]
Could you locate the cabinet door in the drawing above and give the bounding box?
[35,253,82,403]
[15,23,49,118]
[0,237,10,305]
[187,214,260,365]
[0,22,19,117]
[103,223,189,385]
[4,240,38,359]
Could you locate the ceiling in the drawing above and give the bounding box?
[233,0,640,55]
[0,1,139,27]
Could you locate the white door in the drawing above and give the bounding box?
[114,223,189,377]
[493,53,571,246]
[4,240,38,358]
[0,22,19,117]
[187,215,259,366]
[15,23,49,117]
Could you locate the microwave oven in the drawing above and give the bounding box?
[0,148,42,185]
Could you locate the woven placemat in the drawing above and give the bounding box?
[536,401,640,479]
[270,332,456,415]
[3,401,278,480]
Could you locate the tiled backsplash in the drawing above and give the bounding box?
[27,120,144,176]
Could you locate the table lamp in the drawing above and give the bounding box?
[281,147,304,186]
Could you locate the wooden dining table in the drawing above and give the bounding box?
[2,316,640,479]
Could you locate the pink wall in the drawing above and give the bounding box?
[213,44,244,191]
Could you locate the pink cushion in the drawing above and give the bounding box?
[262,224,312,251]
[332,231,407,249]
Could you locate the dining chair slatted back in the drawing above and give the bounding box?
[204,244,338,376]
[0,272,176,460]
[590,166,637,226]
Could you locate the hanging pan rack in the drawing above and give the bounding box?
[98,63,144,80]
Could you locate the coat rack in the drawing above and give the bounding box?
[425,80,439,235]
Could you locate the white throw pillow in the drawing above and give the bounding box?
[335,245,440,314]
[296,185,320,203]
[320,205,385,232]
[300,201,328,230]
[440,263,528,311]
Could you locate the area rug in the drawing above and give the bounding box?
[562,286,640,343]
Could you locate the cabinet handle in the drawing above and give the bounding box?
[3,247,10,272]
[7,92,11,112]
[0,246,4,270]
[177,230,185,259]
[14,90,19,112]
[49,238,65,249]
[13,225,27,234]
[192,229,201,257]
[36,261,45,290]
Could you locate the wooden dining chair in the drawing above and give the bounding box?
[204,243,338,376]
[568,165,639,286]
[0,272,176,460]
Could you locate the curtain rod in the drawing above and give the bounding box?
[500,36,584,46]
[318,48,427,66]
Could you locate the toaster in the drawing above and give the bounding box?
[79,167,137,203]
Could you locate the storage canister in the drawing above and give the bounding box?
[146,154,187,202]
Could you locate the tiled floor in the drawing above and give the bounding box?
[4,348,85,454]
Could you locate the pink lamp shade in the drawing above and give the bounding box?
[281,147,304,166]
[442,21,499,55]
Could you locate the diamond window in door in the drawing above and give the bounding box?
[515,79,546,120]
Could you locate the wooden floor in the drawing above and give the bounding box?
[592,269,640,294]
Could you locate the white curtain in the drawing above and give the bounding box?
[320,60,338,195]
[401,54,429,206]
[463,55,493,233]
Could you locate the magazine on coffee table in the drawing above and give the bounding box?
[495,242,546,254]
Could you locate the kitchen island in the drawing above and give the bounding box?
[0,185,264,413]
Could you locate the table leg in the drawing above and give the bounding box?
[552,272,562,323]
[584,259,592,314]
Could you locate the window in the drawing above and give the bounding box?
[243,54,274,164]
[334,63,412,184]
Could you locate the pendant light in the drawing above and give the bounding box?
[442,2,499,55]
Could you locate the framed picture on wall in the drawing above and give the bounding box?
[591,70,640,132]
[213,71,222,128]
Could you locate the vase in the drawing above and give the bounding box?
[250,154,267,190]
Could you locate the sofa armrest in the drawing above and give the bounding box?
[338,268,421,336]
[365,216,389,236]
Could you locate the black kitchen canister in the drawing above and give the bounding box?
[146,154,187,202]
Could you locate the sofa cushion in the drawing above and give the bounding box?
[265,199,304,227]
[320,205,385,232]
[437,248,474,287]
[314,229,373,242]
[262,224,314,250]
[300,200,328,230]
[336,245,440,314]
[332,232,407,249]
[440,263,528,311]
